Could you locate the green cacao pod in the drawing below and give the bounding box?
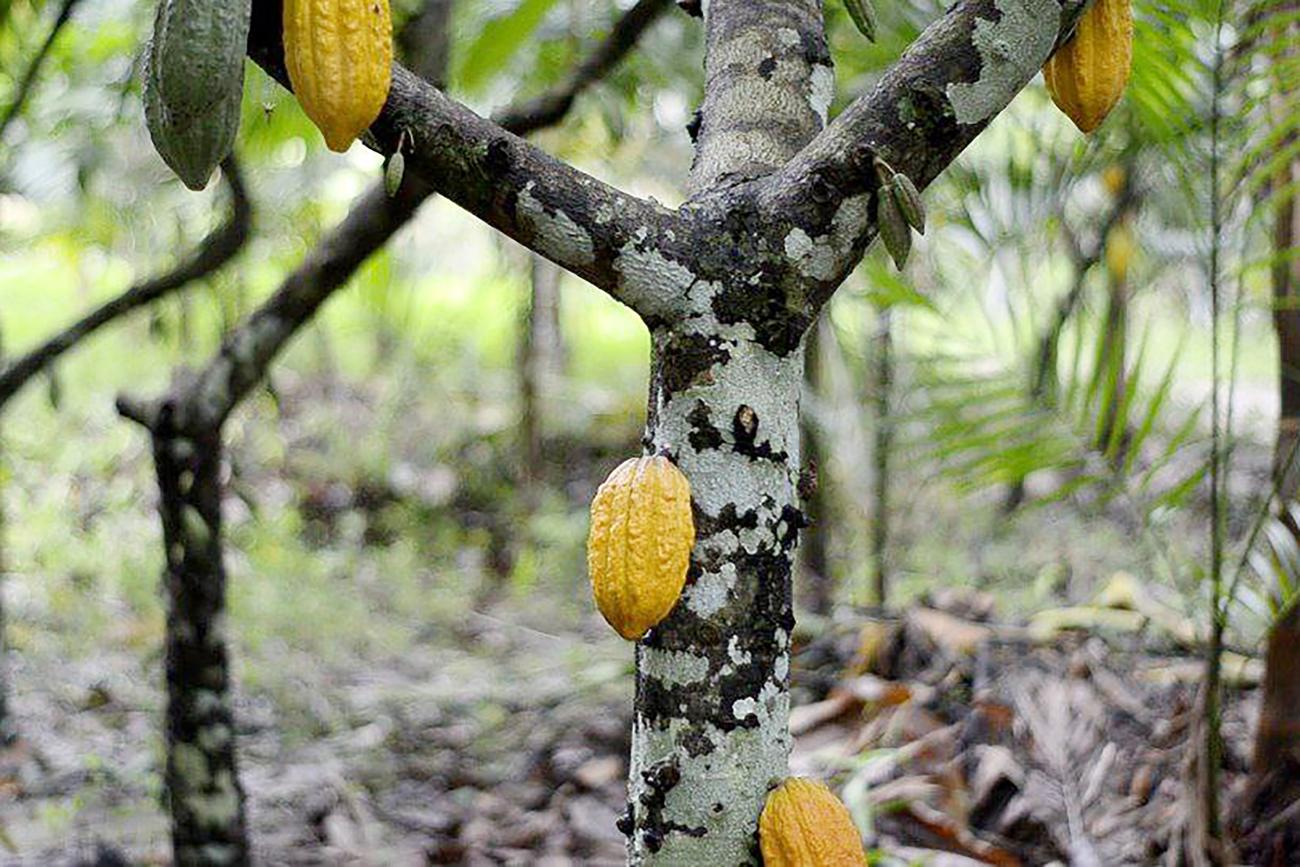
[148,0,252,121]
[143,0,250,190]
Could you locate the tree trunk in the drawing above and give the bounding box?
[799,314,831,615]
[151,421,250,867]
[629,331,804,864]
[1096,271,1128,459]
[1258,78,1300,772]
[520,254,565,483]
[871,308,893,607]
[0,331,8,742]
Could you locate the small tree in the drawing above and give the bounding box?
[263,0,1086,857]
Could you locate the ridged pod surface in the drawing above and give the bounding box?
[283,0,394,152]
[148,0,251,121]
[759,778,867,867]
[1042,0,1133,133]
[587,456,694,641]
[143,0,247,191]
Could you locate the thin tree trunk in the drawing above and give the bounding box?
[1096,269,1128,457]
[152,421,249,867]
[0,330,8,743]
[1258,30,1300,770]
[520,255,565,483]
[871,308,893,607]
[799,314,832,615]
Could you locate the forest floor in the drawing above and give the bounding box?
[0,584,1277,866]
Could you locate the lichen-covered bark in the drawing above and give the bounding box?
[152,419,249,867]
[690,0,831,193]
[629,322,805,865]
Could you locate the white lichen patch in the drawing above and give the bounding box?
[809,63,835,127]
[187,769,242,830]
[642,648,712,688]
[727,636,752,666]
[947,0,1060,125]
[517,182,596,268]
[685,560,738,619]
[614,241,700,321]
[783,193,871,282]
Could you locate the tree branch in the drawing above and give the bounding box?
[247,0,682,313]
[0,0,84,143]
[758,0,1093,306]
[0,158,251,409]
[124,0,673,435]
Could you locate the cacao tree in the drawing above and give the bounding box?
[247,0,1096,859]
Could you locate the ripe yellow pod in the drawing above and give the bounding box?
[587,455,694,641]
[283,0,394,152]
[760,778,867,867]
[1042,0,1133,134]
[1105,220,1136,283]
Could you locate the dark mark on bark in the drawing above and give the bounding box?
[661,332,731,397]
[757,56,777,79]
[688,401,725,452]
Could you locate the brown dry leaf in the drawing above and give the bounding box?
[790,691,859,736]
[909,608,993,657]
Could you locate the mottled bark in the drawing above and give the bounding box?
[689,0,831,193]
[798,315,831,615]
[151,419,248,867]
[0,333,8,743]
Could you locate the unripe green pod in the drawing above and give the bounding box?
[143,0,250,190]
[877,190,911,270]
[891,173,926,235]
[844,0,877,42]
[148,0,251,122]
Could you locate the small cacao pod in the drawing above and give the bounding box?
[143,0,250,190]
[1102,164,1127,198]
[891,173,926,235]
[1105,220,1136,283]
[1042,0,1132,134]
[587,455,694,641]
[877,189,911,270]
[283,0,394,152]
[760,778,866,867]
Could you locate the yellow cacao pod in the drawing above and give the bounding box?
[1105,220,1136,283]
[283,0,394,152]
[1042,0,1133,134]
[760,778,866,867]
[1102,164,1126,198]
[587,455,694,641]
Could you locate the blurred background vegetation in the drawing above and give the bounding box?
[1,0,1299,863]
